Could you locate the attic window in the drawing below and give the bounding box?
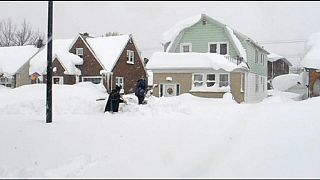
[76,48,84,58]
[202,19,207,25]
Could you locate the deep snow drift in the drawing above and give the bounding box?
[0,83,319,178]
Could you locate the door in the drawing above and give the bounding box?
[164,84,176,97]
[53,76,63,84]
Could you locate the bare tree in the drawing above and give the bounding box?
[0,19,17,47]
[0,18,44,47]
[102,32,121,37]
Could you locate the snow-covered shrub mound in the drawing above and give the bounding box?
[0,83,107,115]
[222,92,236,103]
[272,74,300,91]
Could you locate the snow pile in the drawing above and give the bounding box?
[0,83,106,115]
[29,39,83,75]
[272,74,301,91]
[0,45,38,76]
[0,84,320,178]
[85,35,130,71]
[190,85,231,93]
[148,52,240,71]
[162,14,202,51]
[225,26,247,62]
[301,32,320,69]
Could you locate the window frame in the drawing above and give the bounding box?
[219,73,230,87]
[115,76,124,89]
[127,50,135,64]
[208,42,229,55]
[180,43,192,53]
[76,48,84,58]
[192,73,204,88]
[206,73,216,87]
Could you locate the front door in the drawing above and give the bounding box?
[164,84,176,97]
[52,76,63,84]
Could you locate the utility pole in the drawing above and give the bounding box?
[46,0,53,123]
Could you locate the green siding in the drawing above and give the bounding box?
[174,21,238,58]
[174,19,267,76]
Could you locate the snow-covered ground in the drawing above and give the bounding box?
[0,83,319,178]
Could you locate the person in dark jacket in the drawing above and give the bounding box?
[105,85,126,113]
[135,78,147,104]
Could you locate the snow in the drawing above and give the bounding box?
[267,52,284,62]
[272,74,301,91]
[85,35,130,71]
[301,32,320,69]
[225,26,247,62]
[190,84,231,93]
[0,45,38,76]
[0,83,320,178]
[29,39,83,75]
[147,52,241,72]
[147,70,153,86]
[162,14,202,51]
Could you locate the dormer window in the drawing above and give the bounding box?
[127,50,135,64]
[180,43,192,53]
[76,48,84,58]
[202,19,207,25]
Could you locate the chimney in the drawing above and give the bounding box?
[144,58,149,66]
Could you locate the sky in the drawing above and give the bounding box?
[1,1,320,67]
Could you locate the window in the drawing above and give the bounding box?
[220,43,228,55]
[127,50,135,64]
[209,44,217,53]
[160,84,163,97]
[76,48,83,58]
[262,77,265,92]
[208,42,228,55]
[255,50,259,64]
[116,77,124,89]
[176,84,180,96]
[180,43,192,53]
[206,74,215,87]
[219,74,229,87]
[82,76,102,84]
[255,75,259,92]
[193,74,204,87]
[240,73,244,92]
[52,76,63,84]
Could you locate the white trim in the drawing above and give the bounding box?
[208,42,229,55]
[52,76,63,84]
[240,73,244,92]
[218,73,230,87]
[81,76,103,84]
[192,73,205,88]
[115,76,124,89]
[126,50,135,64]
[76,48,84,57]
[180,43,192,52]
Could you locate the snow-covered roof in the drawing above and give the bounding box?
[85,35,130,71]
[0,45,38,76]
[147,52,245,72]
[301,32,320,69]
[161,14,268,60]
[267,52,292,66]
[29,39,83,75]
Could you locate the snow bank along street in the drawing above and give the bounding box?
[0,83,319,178]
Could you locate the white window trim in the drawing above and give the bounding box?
[240,73,244,92]
[52,76,63,84]
[208,42,229,54]
[127,50,135,64]
[219,73,230,87]
[81,76,103,84]
[180,43,192,53]
[115,76,124,89]
[192,73,204,88]
[206,73,216,87]
[255,74,259,92]
[76,48,84,56]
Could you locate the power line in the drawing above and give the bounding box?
[258,39,306,44]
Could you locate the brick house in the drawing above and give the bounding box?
[29,33,147,94]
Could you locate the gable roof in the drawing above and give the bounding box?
[84,35,130,71]
[0,45,39,76]
[301,32,320,69]
[267,52,292,66]
[147,52,248,72]
[29,39,83,75]
[162,13,269,60]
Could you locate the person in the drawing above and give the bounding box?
[104,85,126,113]
[135,78,147,104]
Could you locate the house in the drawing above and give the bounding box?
[150,14,269,103]
[147,52,249,103]
[267,52,292,89]
[29,33,147,94]
[0,45,39,88]
[301,32,320,98]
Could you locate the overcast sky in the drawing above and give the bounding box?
[1,1,320,66]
